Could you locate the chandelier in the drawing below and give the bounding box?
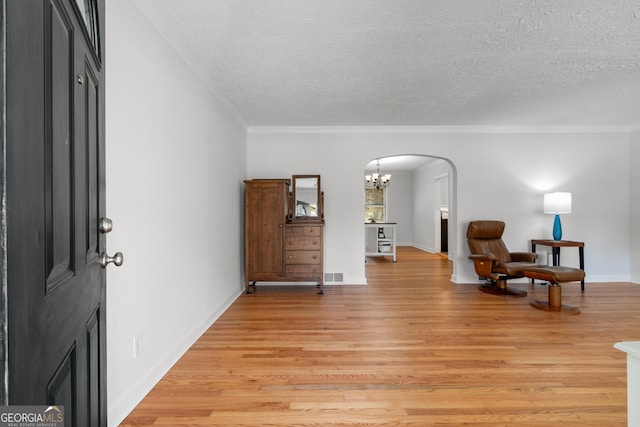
[365,159,391,189]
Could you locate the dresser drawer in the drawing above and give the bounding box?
[286,236,321,250]
[285,226,321,237]
[285,250,320,265]
[285,264,321,276]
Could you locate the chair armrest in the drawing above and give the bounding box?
[510,252,538,263]
[468,253,498,262]
[468,254,498,279]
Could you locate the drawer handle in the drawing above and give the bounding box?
[288,255,293,259]
[313,241,318,245]
[313,255,317,259]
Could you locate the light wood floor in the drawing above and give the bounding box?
[120,247,639,426]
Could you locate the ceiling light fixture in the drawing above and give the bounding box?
[365,159,391,189]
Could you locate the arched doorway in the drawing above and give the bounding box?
[363,154,456,273]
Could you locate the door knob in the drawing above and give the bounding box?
[101,252,123,268]
[99,218,113,233]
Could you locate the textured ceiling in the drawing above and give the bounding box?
[134,0,640,128]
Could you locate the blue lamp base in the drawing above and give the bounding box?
[552,214,562,241]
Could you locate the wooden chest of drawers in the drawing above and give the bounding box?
[285,225,322,280]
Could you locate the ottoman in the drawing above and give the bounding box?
[523,266,586,315]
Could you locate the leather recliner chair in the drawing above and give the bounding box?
[467,220,538,297]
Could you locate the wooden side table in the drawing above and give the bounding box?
[530,239,585,291]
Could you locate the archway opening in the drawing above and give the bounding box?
[363,154,457,279]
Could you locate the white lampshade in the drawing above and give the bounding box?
[544,192,572,214]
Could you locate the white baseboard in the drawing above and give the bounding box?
[412,243,435,253]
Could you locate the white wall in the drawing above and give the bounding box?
[385,172,414,245]
[105,1,247,425]
[630,129,640,283]
[413,160,451,253]
[247,128,631,285]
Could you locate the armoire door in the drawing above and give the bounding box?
[4,0,108,425]
[245,180,288,283]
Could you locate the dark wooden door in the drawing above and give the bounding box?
[4,0,107,425]
[441,218,448,253]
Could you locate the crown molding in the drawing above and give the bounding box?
[130,0,248,130]
[248,125,636,135]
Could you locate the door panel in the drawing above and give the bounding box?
[46,0,75,293]
[86,309,101,427]
[84,64,100,261]
[5,0,107,425]
[46,346,76,425]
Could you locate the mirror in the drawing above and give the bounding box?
[292,175,321,220]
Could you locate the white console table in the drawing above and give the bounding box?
[365,222,397,262]
[614,341,640,427]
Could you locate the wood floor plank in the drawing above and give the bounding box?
[119,247,638,426]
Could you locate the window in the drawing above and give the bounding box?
[73,0,101,59]
[365,188,385,222]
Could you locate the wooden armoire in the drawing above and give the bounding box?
[244,176,325,295]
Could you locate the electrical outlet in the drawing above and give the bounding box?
[133,334,143,359]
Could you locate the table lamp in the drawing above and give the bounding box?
[544,192,571,241]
